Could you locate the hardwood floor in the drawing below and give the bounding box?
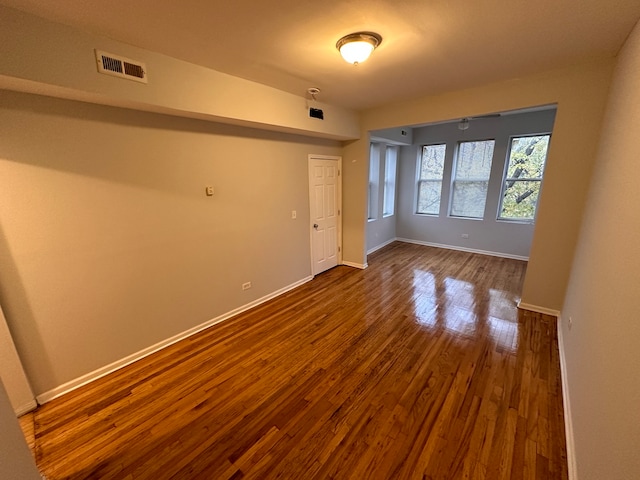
[20,242,568,479]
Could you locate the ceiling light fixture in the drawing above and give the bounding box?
[307,87,320,100]
[336,32,382,65]
[458,118,470,131]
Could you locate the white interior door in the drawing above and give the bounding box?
[309,155,341,276]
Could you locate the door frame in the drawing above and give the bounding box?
[308,154,343,276]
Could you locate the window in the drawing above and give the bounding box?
[416,144,446,215]
[450,140,495,218]
[368,143,380,220]
[499,135,550,222]
[383,146,398,217]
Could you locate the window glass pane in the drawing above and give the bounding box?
[450,181,489,218]
[455,141,494,179]
[505,136,549,179]
[500,180,541,220]
[368,143,380,220]
[383,146,397,216]
[417,144,446,215]
[420,144,446,180]
[499,135,550,221]
[450,140,495,218]
[417,180,442,215]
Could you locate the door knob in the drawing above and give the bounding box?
[313,224,319,229]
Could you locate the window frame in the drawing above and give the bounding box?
[448,138,496,220]
[497,133,551,224]
[415,143,447,216]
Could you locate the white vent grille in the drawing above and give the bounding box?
[95,50,147,84]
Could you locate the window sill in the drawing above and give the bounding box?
[448,215,484,221]
[496,218,535,225]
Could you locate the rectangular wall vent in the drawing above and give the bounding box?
[309,107,324,120]
[95,50,147,84]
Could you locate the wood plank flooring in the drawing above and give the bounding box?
[19,242,568,479]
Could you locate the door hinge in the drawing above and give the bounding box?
[338,169,341,176]
[338,209,341,215]
[338,246,341,252]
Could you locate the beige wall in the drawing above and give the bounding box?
[0,6,359,141]
[0,379,40,479]
[343,60,614,311]
[0,90,341,396]
[0,303,34,414]
[560,20,640,480]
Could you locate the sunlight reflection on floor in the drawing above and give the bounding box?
[411,268,519,353]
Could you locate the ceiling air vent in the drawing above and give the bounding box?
[95,50,147,84]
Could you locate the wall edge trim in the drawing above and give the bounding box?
[396,238,530,261]
[367,237,397,255]
[342,261,368,269]
[35,275,314,405]
[517,301,561,317]
[14,399,37,417]
[557,315,578,480]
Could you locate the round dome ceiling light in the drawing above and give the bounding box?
[336,32,382,65]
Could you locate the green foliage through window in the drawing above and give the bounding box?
[499,135,550,221]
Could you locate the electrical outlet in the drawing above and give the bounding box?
[242,282,252,290]
[205,186,214,196]
[461,233,469,239]
[291,210,297,219]
[568,316,573,330]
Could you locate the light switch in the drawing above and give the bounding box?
[205,186,214,196]
[291,210,297,219]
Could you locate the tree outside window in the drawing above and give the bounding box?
[499,135,550,222]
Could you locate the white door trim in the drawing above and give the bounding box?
[308,154,342,276]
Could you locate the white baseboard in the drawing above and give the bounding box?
[556,315,577,480]
[367,238,397,255]
[395,238,529,261]
[517,301,560,317]
[341,261,368,269]
[36,276,314,405]
[14,399,37,416]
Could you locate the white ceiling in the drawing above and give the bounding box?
[2,0,640,110]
